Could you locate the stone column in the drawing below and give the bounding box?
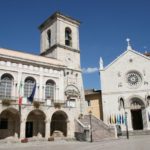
[20,119,26,139]
[45,119,51,138]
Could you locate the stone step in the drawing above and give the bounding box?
[77,115,116,141]
[121,130,150,136]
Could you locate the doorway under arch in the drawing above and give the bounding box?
[26,109,46,138]
[130,97,145,130]
[51,111,68,137]
[0,108,20,139]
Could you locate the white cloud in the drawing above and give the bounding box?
[82,67,99,74]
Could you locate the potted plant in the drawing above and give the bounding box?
[33,101,40,108]
[54,103,61,109]
[2,99,11,106]
[21,138,28,143]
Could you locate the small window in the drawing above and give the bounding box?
[87,100,91,106]
[67,99,76,108]
[47,30,51,48]
[118,97,124,110]
[0,118,8,129]
[65,27,72,47]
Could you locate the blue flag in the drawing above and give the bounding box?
[148,112,150,122]
[28,83,36,102]
[117,114,120,124]
[121,114,124,124]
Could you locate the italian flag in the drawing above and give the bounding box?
[18,81,23,106]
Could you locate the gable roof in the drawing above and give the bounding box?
[102,49,150,71]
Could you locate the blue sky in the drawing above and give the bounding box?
[0,0,150,90]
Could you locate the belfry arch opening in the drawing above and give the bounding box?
[26,109,46,138]
[51,111,68,137]
[130,97,145,130]
[0,108,20,139]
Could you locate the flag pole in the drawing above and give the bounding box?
[18,80,23,139]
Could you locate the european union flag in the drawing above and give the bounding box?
[28,83,36,103]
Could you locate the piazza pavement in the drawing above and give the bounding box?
[0,135,150,150]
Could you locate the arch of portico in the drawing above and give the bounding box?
[0,107,20,139]
[25,109,46,138]
[50,110,68,137]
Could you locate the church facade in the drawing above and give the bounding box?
[100,40,150,132]
[0,12,85,139]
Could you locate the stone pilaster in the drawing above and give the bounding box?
[45,119,51,138]
[20,118,26,139]
[67,120,74,138]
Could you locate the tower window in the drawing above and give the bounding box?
[65,27,72,47]
[47,30,51,48]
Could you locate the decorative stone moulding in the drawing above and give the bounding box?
[0,61,6,65]
[18,64,23,68]
[6,61,11,66]
[65,89,80,97]
[44,68,48,72]
[126,71,142,88]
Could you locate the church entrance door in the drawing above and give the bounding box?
[131,109,143,130]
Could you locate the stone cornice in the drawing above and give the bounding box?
[65,68,82,73]
[40,44,80,56]
[0,54,66,70]
[39,12,80,31]
[0,48,66,70]
[102,89,149,95]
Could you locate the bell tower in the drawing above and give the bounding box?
[39,12,80,70]
[39,12,85,114]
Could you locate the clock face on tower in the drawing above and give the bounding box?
[126,71,142,88]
